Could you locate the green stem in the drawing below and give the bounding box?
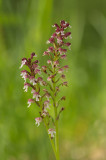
[54,103,60,160]
[53,68,60,160]
[43,119,57,157]
[39,102,57,159]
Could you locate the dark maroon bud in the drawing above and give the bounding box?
[52,23,59,28]
[62,82,68,86]
[22,57,27,61]
[48,46,54,52]
[61,20,65,24]
[33,60,39,64]
[61,74,65,79]
[32,64,38,69]
[55,27,60,34]
[65,23,70,28]
[52,33,57,38]
[63,65,69,69]
[62,49,67,52]
[64,43,71,46]
[61,96,66,100]
[61,107,65,111]
[31,52,37,59]
[49,37,55,43]
[60,20,68,28]
[65,32,71,37]
[61,27,64,31]
[28,58,31,62]
[60,55,67,59]
[27,58,31,66]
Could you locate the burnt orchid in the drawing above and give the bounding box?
[20,20,71,160]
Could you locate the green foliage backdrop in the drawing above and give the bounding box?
[0,0,106,159]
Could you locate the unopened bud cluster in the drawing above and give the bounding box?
[20,20,71,139]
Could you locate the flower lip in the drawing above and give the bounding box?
[20,70,28,80]
[42,111,47,117]
[31,88,36,94]
[35,117,42,127]
[48,128,56,138]
[23,83,30,92]
[43,51,49,56]
[33,92,41,101]
[27,99,35,107]
[47,60,52,64]
[29,76,37,85]
[20,58,27,68]
[44,100,50,111]
[47,46,54,52]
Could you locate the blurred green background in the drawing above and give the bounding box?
[0,0,106,160]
